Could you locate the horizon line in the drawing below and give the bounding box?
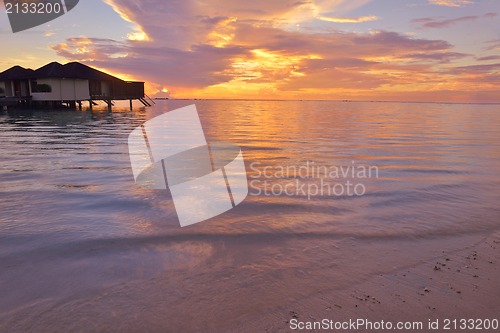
[160,98,500,106]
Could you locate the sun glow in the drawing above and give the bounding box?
[163,49,323,99]
[230,49,321,82]
[128,29,150,41]
[208,18,237,47]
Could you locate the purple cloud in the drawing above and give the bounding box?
[412,15,477,28]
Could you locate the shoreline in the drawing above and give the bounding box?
[238,231,500,332]
[0,230,499,332]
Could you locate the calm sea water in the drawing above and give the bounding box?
[1,100,499,331]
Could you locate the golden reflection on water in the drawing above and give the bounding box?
[1,101,499,237]
[124,100,500,237]
[1,101,500,332]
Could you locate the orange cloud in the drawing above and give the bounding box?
[318,15,379,23]
[428,0,473,7]
[48,0,500,103]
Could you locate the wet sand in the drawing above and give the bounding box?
[238,231,500,333]
[2,231,499,333]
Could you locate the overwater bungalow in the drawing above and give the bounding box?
[0,62,152,110]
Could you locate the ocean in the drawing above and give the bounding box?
[1,100,499,331]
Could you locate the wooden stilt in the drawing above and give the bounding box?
[89,100,93,111]
[129,99,133,111]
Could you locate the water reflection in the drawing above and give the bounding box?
[0,101,499,331]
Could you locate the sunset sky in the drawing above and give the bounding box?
[1,0,499,102]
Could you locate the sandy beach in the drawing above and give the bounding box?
[233,231,500,332]
[0,228,500,332]
[1,230,498,332]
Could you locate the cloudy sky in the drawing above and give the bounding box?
[1,0,499,101]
